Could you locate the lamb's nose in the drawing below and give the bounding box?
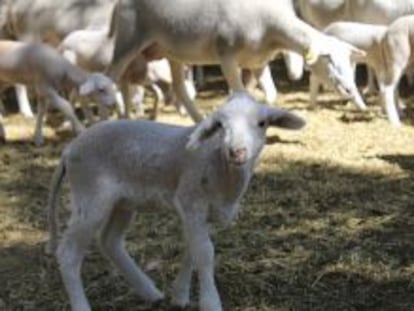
[229,147,247,165]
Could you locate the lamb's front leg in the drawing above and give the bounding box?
[171,246,193,308]
[42,86,86,134]
[181,213,222,311]
[33,101,47,146]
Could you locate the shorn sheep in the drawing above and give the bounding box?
[107,0,365,123]
[46,92,305,311]
[309,22,387,111]
[0,40,117,145]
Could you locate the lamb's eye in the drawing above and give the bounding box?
[258,120,266,128]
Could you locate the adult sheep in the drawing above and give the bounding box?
[107,0,366,122]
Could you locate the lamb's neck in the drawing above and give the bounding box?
[65,62,88,88]
[273,16,325,55]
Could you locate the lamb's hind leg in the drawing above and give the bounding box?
[99,205,164,302]
[57,200,109,311]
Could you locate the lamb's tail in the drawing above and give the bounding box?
[44,154,67,255]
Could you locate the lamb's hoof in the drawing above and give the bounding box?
[144,289,165,304]
[22,111,35,119]
[171,296,190,310]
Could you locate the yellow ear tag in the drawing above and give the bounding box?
[304,48,318,65]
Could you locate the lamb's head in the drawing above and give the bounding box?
[306,36,366,101]
[186,92,305,166]
[79,72,118,106]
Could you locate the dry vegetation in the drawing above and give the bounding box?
[1,63,414,311]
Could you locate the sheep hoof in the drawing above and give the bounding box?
[142,288,164,304]
[171,296,190,309]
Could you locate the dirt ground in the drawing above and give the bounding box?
[1,65,414,311]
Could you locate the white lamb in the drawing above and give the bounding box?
[309,22,388,111]
[315,17,414,126]
[46,92,305,311]
[375,15,414,126]
[0,40,117,145]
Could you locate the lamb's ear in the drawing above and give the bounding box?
[265,107,306,130]
[186,115,221,151]
[79,80,95,96]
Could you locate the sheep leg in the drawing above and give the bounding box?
[148,83,162,120]
[119,81,131,118]
[43,86,85,134]
[170,60,203,122]
[309,73,320,108]
[351,88,367,111]
[194,65,205,88]
[108,35,149,117]
[57,201,108,311]
[184,68,197,101]
[15,84,34,118]
[171,243,194,308]
[220,55,244,93]
[379,82,401,126]
[132,85,146,117]
[363,67,377,95]
[349,63,367,110]
[377,62,404,127]
[283,50,304,81]
[34,101,47,146]
[255,65,277,103]
[182,215,222,311]
[241,69,257,92]
[99,206,164,302]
